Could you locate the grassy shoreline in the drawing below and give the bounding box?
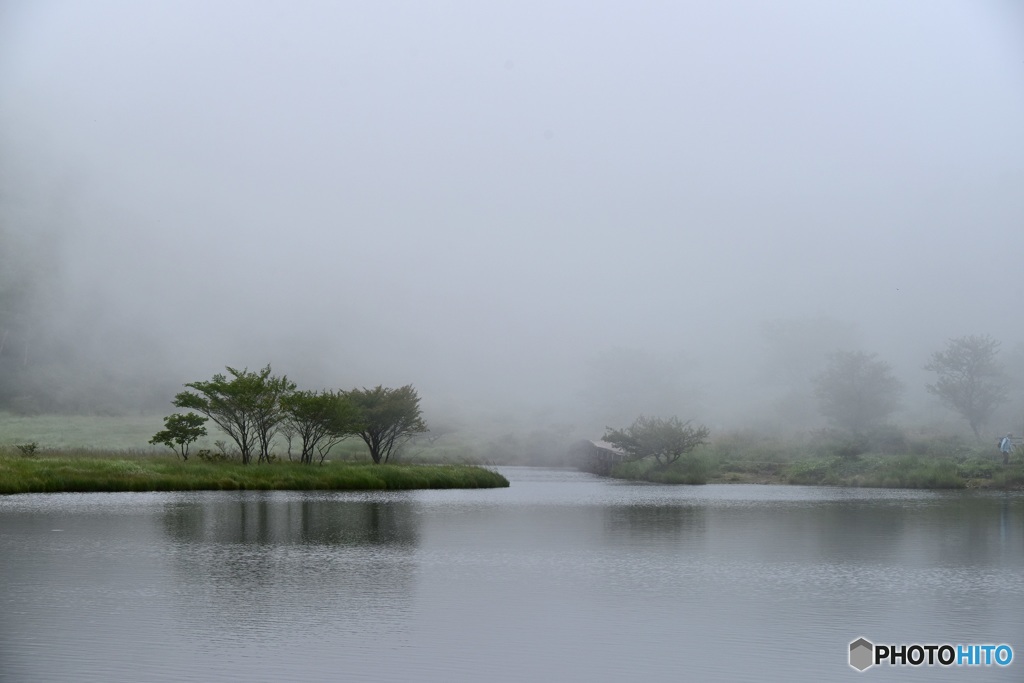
[599,426,1024,490]
[4,412,1023,492]
[0,454,509,495]
[608,453,1024,490]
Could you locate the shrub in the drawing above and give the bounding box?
[785,458,841,485]
[196,449,231,463]
[864,424,907,454]
[905,432,971,459]
[868,457,963,489]
[956,458,995,480]
[808,429,868,459]
[705,430,798,463]
[610,453,712,484]
[991,467,1024,488]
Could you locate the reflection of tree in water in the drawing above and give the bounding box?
[764,497,1024,569]
[762,503,912,564]
[602,504,707,544]
[161,493,420,643]
[931,495,1023,567]
[695,495,1024,588]
[163,493,420,546]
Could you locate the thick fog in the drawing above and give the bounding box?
[2,1,1023,436]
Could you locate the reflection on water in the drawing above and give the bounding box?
[158,493,421,649]
[603,503,707,544]
[1,469,1022,682]
[162,494,420,546]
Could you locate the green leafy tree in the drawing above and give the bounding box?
[249,370,297,463]
[925,335,1009,441]
[602,415,710,468]
[345,385,427,464]
[150,412,208,461]
[812,351,904,436]
[281,390,358,464]
[173,364,294,464]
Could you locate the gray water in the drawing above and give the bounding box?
[1,467,1021,682]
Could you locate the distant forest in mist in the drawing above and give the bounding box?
[3,2,1023,450]
[0,226,175,415]
[3,220,1023,443]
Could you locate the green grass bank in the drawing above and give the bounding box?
[0,452,509,495]
[608,430,1024,490]
[612,454,1024,489]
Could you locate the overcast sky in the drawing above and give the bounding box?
[1,1,1022,429]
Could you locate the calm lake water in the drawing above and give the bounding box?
[1,467,1022,682]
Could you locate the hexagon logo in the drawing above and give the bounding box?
[850,638,874,671]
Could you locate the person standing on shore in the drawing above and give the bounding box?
[999,434,1014,465]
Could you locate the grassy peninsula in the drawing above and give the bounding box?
[0,451,508,495]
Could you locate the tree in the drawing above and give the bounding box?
[756,316,860,429]
[602,415,710,468]
[345,385,427,464]
[173,364,294,464]
[249,369,297,463]
[925,335,1008,441]
[150,412,208,461]
[812,351,903,435]
[280,390,358,464]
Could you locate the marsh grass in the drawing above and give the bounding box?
[777,453,1019,489]
[694,428,1024,489]
[0,452,509,495]
[744,453,965,489]
[704,430,810,464]
[990,467,1024,488]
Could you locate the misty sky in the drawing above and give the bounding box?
[1,1,1023,429]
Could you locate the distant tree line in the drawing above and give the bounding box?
[597,333,1014,474]
[151,364,426,465]
[1,223,1020,450]
[809,334,1012,443]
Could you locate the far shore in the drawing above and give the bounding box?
[603,454,1024,490]
[704,469,1021,490]
[4,449,1023,494]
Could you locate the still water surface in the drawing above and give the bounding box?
[1,468,1022,682]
